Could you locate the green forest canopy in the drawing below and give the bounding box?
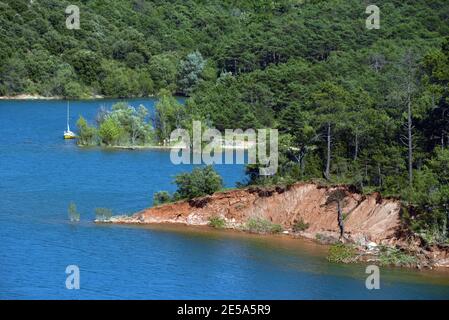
[2,0,449,243]
[1,0,448,98]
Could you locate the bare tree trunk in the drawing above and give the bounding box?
[325,122,331,180]
[407,97,413,186]
[337,201,344,239]
[365,162,368,181]
[131,122,138,145]
[378,164,382,187]
[401,50,417,187]
[354,131,359,161]
[300,153,305,177]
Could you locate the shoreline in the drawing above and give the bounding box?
[0,94,93,100]
[97,217,449,272]
[96,220,449,278]
[0,94,156,100]
[97,182,449,270]
[79,144,253,151]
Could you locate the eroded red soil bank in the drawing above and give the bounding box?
[107,183,449,268]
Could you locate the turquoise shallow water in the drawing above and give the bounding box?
[1,99,449,299]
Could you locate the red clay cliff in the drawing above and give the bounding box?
[107,182,449,268]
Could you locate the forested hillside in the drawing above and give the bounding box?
[2,0,449,243]
[1,0,448,97]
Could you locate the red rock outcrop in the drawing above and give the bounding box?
[113,183,402,244]
[107,182,449,268]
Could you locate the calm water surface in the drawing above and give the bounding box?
[1,99,449,299]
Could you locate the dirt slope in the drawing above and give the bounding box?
[107,182,449,268]
[115,183,402,243]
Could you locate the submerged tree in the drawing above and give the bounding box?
[68,201,80,222]
[95,208,113,222]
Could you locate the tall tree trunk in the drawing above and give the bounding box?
[337,201,344,239]
[354,131,359,161]
[402,50,416,187]
[325,122,331,180]
[442,132,445,150]
[407,97,413,186]
[377,164,382,187]
[300,152,306,177]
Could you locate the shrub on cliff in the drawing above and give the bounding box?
[153,191,172,206]
[293,218,310,232]
[208,216,226,229]
[327,243,357,263]
[245,217,282,234]
[173,166,223,200]
[378,246,417,267]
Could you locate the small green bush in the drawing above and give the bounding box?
[327,243,356,263]
[245,217,282,234]
[293,218,309,232]
[76,116,97,146]
[153,191,172,206]
[378,246,417,267]
[208,216,226,229]
[68,201,80,222]
[173,165,223,200]
[98,117,124,146]
[95,207,113,221]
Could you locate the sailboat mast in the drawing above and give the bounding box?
[67,102,70,131]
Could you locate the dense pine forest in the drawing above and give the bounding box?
[1,0,449,243]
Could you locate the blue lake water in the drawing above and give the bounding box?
[1,98,449,299]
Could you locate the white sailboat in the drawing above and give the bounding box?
[63,102,76,139]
